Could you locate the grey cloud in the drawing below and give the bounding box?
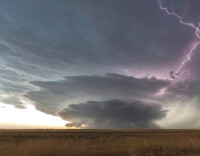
[166,79,200,99]
[0,0,200,129]
[0,95,25,109]
[59,100,167,129]
[0,0,197,80]
[25,73,170,114]
[0,65,35,108]
[24,73,200,129]
[0,0,199,111]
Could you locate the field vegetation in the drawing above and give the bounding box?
[0,129,200,156]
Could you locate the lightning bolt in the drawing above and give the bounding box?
[157,0,200,79]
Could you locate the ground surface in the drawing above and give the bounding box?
[0,129,200,156]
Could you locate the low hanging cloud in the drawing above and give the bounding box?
[25,73,170,115]
[59,100,167,129]
[24,73,200,128]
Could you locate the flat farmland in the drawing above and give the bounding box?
[0,129,200,156]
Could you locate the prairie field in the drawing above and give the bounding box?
[0,129,200,156]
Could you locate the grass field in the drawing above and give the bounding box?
[0,129,200,156]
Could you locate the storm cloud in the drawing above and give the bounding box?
[25,73,170,115]
[59,100,167,129]
[24,73,200,128]
[0,0,200,128]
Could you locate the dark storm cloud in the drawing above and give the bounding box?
[0,0,200,109]
[25,73,170,114]
[25,73,200,128]
[59,100,167,129]
[167,79,200,99]
[0,0,200,128]
[0,0,198,79]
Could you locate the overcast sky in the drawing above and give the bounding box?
[1,0,200,129]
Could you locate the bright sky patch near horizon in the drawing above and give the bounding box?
[0,102,67,129]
